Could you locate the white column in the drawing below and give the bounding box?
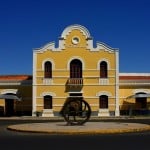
[32,52,37,116]
[115,50,120,116]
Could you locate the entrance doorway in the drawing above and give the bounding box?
[136,97,147,109]
[5,99,14,116]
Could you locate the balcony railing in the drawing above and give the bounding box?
[67,78,83,85]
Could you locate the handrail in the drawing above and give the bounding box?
[67,78,83,85]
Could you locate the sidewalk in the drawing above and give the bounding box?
[1,115,150,121]
[7,121,150,135]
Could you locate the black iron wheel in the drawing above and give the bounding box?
[62,99,91,125]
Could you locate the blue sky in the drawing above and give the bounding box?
[0,0,150,75]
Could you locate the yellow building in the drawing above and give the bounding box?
[32,24,120,117]
[0,24,150,117]
[119,73,150,115]
[0,75,32,116]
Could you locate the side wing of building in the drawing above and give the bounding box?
[119,73,150,115]
[0,75,32,116]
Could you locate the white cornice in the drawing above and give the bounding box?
[0,80,32,85]
[33,42,62,53]
[34,40,118,53]
[119,73,150,76]
[92,42,119,52]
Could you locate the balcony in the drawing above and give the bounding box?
[66,78,83,92]
[67,78,83,85]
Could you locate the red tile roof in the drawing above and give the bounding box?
[119,76,150,80]
[0,75,32,81]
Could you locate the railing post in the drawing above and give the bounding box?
[67,78,83,85]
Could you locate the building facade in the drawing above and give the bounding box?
[119,73,150,115]
[0,24,150,117]
[32,24,119,117]
[0,75,32,116]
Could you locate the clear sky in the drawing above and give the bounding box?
[0,0,150,75]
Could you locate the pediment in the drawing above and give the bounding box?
[34,24,118,53]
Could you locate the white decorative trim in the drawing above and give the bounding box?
[33,52,37,85]
[32,52,37,116]
[43,78,53,85]
[88,41,118,52]
[133,89,150,94]
[71,36,80,45]
[58,37,65,50]
[36,75,69,78]
[90,42,118,52]
[34,42,62,53]
[40,92,56,97]
[53,104,63,107]
[0,80,26,86]
[67,56,85,70]
[37,68,116,72]
[96,91,112,97]
[1,89,18,94]
[42,109,54,117]
[61,24,91,39]
[42,58,55,70]
[89,104,99,106]
[119,73,150,76]
[86,37,93,49]
[36,96,116,99]
[115,51,120,116]
[35,83,116,86]
[36,75,115,78]
[36,104,43,106]
[98,109,110,117]
[99,78,109,85]
[119,83,150,86]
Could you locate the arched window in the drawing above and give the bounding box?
[44,95,52,109]
[99,95,108,109]
[100,61,107,78]
[44,61,52,78]
[70,59,82,78]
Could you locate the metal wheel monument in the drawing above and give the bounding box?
[61,98,91,125]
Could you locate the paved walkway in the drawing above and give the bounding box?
[7,121,150,135]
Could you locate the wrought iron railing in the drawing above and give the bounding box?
[67,78,83,85]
